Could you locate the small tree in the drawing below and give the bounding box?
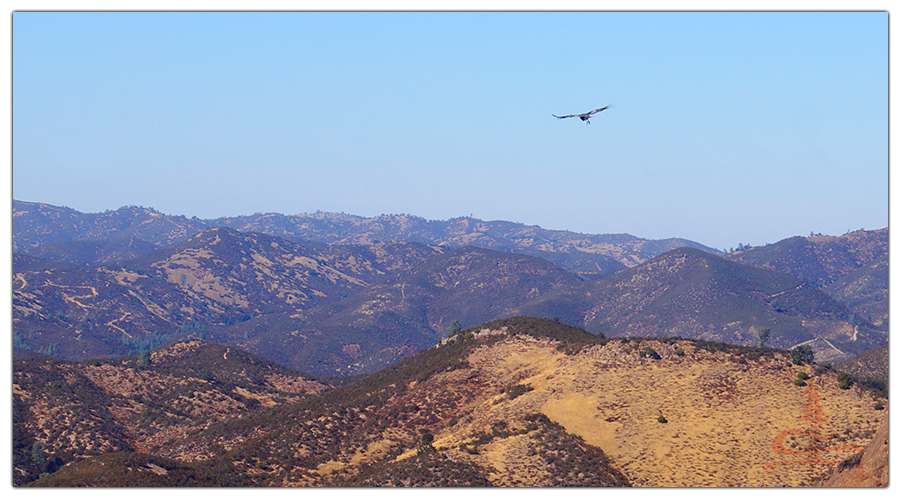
[137,350,151,368]
[756,327,771,348]
[417,432,435,455]
[791,345,815,365]
[448,320,462,338]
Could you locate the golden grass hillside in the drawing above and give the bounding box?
[423,328,887,487]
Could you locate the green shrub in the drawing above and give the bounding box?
[837,372,853,390]
[796,371,809,380]
[793,378,807,387]
[657,415,668,424]
[674,348,685,357]
[791,345,815,365]
[639,347,661,360]
[503,384,534,400]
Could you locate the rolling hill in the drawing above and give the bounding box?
[14,226,592,377]
[14,228,887,375]
[727,229,889,327]
[12,227,444,365]
[13,340,328,486]
[201,245,585,376]
[18,318,888,487]
[511,247,886,363]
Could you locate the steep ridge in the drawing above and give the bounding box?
[14,229,887,374]
[23,318,887,487]
[512,247,886,363]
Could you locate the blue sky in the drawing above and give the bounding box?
[11,11,888,250]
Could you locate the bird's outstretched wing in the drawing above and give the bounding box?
[553,104,613,120]
[587,104,613,115]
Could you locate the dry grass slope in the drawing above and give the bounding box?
[427,329,886,487]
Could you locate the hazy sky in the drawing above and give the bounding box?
[11,11,888,250]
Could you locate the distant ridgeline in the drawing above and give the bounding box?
[12,200,887,378]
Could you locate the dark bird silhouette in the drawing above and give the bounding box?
[553,104,613,124]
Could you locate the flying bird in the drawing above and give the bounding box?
[553,104,613,124]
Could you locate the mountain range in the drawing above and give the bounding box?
[13,199,720,273]
[12,200,887,378]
